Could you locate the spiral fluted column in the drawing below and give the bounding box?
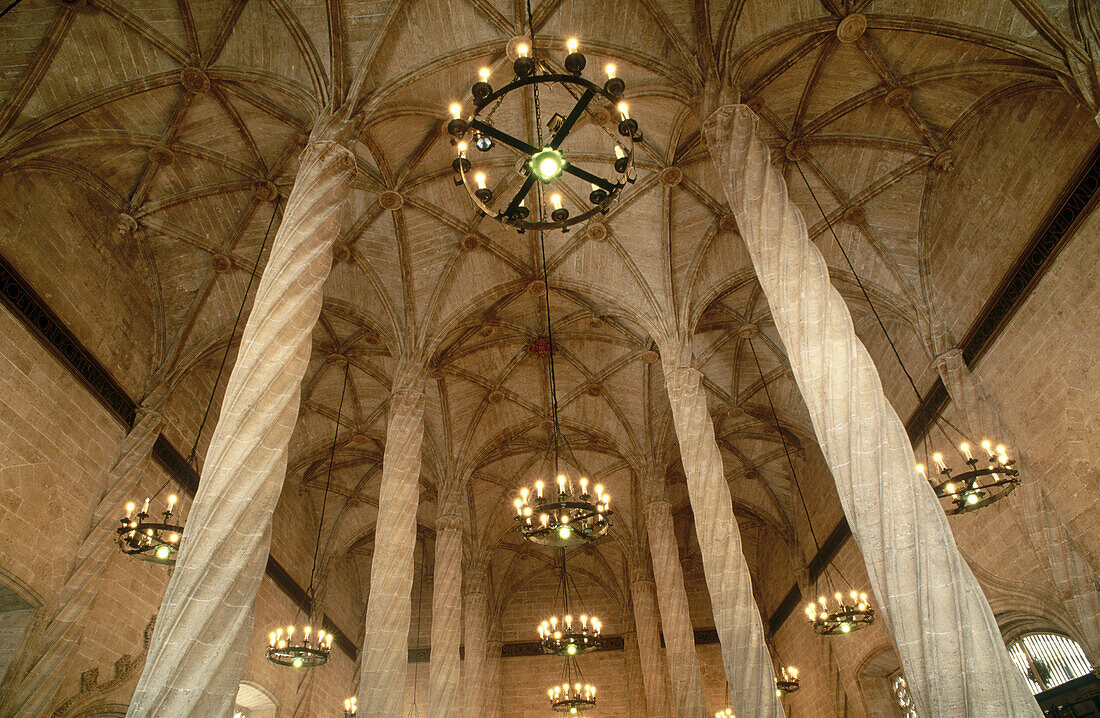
[937,347,1100,660]
[126,130,356,717]
[630,572,672,718]
[485,632,503,718]
[622,629,648,717]
[645,494,707,717]
[429,512,465,718]
[1,408,163,717]
[357,385,426,717]
[703,102,1040,716]
[462,567,490,718]
[659,363,783,718]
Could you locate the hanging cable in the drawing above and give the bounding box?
[791,162,975,451]
[748,336,855,591]
[189,200,281,467]
[306,360,350,604]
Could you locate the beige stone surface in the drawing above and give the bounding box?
[704,103,1041,716]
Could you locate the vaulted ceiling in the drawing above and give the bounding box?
[1,0,1097,624]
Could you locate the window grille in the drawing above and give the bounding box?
[1007,632,1092,694]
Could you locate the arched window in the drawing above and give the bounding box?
[234,682,277,718]
[1007,632,1092,694]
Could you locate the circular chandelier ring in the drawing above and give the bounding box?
[453,72,636,233]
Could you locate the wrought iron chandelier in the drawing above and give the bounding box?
[116,202,281,565]
[746,337,874,638]
[515,468,611,547]
[116,495,183,564]
[791,161,1023,515]
[447,0,640,232]
[266,359,350,670]
[265,624,332,668]
[538,551,603,656]
[776,664,801,695]
[805,590,875,636]
[547,657,597,714]
[919,440,1019,514]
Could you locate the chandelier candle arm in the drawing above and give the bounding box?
[702,102,1041,716]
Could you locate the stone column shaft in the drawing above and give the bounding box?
[1,409,163,717]
[484,635,503,718]
[429,516,464,718]
[127,128,356,717]
[661,363,783,718]
[631,577,673,718]
[623,630,648,717]
[645,498,707,717]
[937,348,1100,660]
[703,103,1040,716]
[358,386,426,717]
[462,584,489,718]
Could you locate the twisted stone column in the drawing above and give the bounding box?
[659,363,783,718]
[645,493,707,717]
[485,632,503,718]
[357,385,426,717]
[703,103,1040,716]
[127,124,357,718]
[429,513,465,718]
[622,629,648,717]
[462,573,489,718]
[1,408,163,717]
[630,572,672,718]
[937,347,1100,661]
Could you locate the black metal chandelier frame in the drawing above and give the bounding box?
[116,501,183,564]
[450,54,639,232]
[548,655,597,713]
[927,453,1019,515]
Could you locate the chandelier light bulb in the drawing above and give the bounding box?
[960,442,973,460]
[567,37,579,53]
[617,102,629,121]
[475,172,487,190]
[995,444,1006,457]
[915,463,926,478]
[981,439,993,456]
[457,141,468,155]
[557,472,567,492]
[614,145,625,159]
[605,63,617,79]
[536,480,544,498]
[517,43,529,58]
[450,103,462,120]
[479,67,491,81]
[125,502,135,518]
[142,498,150,514]
[168,494,177,508]
[932,452,946,470]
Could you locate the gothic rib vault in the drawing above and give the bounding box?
[0,0,1099,717]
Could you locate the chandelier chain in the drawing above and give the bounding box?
[307,360,350,603]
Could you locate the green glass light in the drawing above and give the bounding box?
[155,545,171,560]
[566,644,577,655]
[529,147,566,183]
[292,656,303,668]
[558,525,571,540]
